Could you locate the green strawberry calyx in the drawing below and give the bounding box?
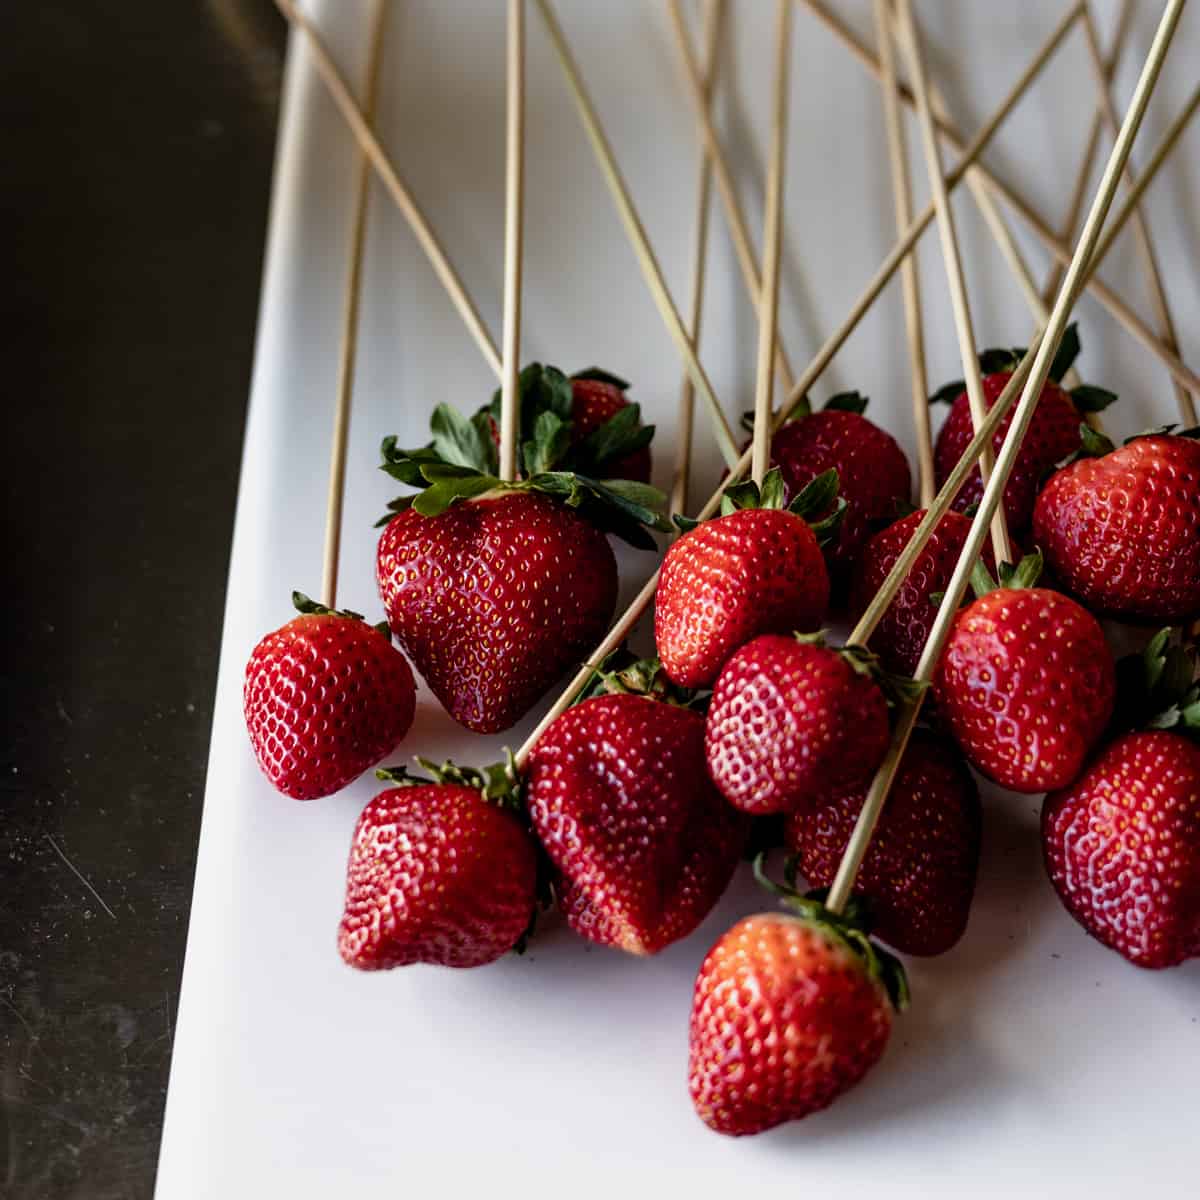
[674,467,846,547]
[376,750,523,812]
[967,549,1044,600]
[292,591,391,639]
[377,366,668,551]
[753,853,910,1013]
[801,632,929,707]
[928,323,1115,414]
[1064,422,1200,466]
[576,651,709,711]
[1112,629,1200,741]
[741,389,869,431]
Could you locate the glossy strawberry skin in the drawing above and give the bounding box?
[688,912,892,1135]
[786,732,981,956]
[934,371,1081,532]
[570,377,652,483]
[934,587,1115,793]
[244,615,415,800]
[769,410,911,573]
[339,784,538,970]
[377,492,617,734]
[655,509,830,689]
[524,694,745,955]
[1033,435,1200,623]
[849,509,992,678]
[705,636,889,815]
[1042,733,1200,969]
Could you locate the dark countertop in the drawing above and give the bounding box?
[1,3,285,1195]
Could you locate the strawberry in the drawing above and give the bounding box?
[1043,731,1200,968]
[339,759,538,969]
[655,469,835,688]
[785,731,981,956]
[377,395,668,733]
[524,688,745,955]
[849,508,993,678]
[484,363,654,482]
[688,867,907,1136]
[759,392,911,573]
[931,325,1114,532]
[1033,431,1200,623]
[933,553,1115,793]
[244,593,416,800]
[704,634,891,815]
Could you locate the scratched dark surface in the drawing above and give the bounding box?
[0,3,285,1196]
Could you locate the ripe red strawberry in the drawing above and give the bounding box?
[378,491,617,734]
[524,692,745,955]
[934,371,1083,532]
[705,634,890,814]
[655,470,832,688]
[1042,731,1200,968]
[568,373,652,483]
[933,555,1115,793]
[688,888,906,1135]
[244,593,416,800]
[785,731,981,955]
[849,508,994,678]
[1033,432,1200,623]
[766,399,911,572]
[339,770,538,969]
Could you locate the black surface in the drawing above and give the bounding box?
[1,4,285,1195]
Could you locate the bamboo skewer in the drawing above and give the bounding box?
[826,0,1188,916]
[534,0,740,469]
[1081,4,1195,425]
[273,0,502,379]
[499,0,525,483]
[672,0,724,518]
[1043,0,1133,305]
[321,0,387,611]
[895,0,1012,566]
[665,0,798,396]
[752,0,793,487]
[874,0,932,506]
[794,0,1200,401]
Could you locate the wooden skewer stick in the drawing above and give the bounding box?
[752,0,793,487]
[499,0,525,483]
[672,0,724,519]
[895,0,1012,566]
[827,0,1188,916]
[873,0,932,506]
[666,0,797,396]
[1043,0,1133,305]
[513,6,1196,773]
[1081,4,1195,425]
[533,0,740,468]
[794,0,1200,401]
[274,0,502,379]
[321,0,387,611]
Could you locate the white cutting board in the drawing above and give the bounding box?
[157,2,1200,1195]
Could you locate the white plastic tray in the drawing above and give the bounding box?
[157,2,1200,1195]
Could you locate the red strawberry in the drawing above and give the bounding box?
[378,491,618,733]
[1042,731,1200,968]
[785,731,981,955]
[767,402,911,572]
[655,471,832,688]
[569,375,652,483]
[524,693,745,955]
[244,594,415,800]
[339,773,538,970]
[849,508,994,678]
[933,556,1115,793]
[934,371,1082,531]
[1033,433,1200,623]
[688,890,905,1135]
[705,634,890,814]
